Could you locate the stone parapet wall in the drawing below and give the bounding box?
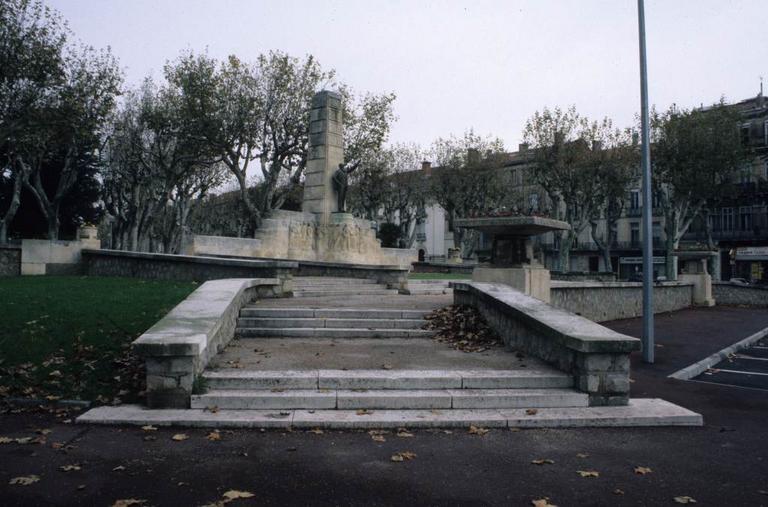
[453,281,640,406]
[713,283,768,307]
[550,281,694,322]
[551,271,617,282]
[133,278,284,408]
[82,249,296,289]
[0,246,21,277]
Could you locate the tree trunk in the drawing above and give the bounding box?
[665,233,677,280]
[0,163,26,244]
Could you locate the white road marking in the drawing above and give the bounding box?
[734,354,768,362]
[709,368,768,377]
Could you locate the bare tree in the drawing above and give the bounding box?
[651,100,751,279]
[428,130,508,257]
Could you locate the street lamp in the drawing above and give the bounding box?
[637,0,654,363]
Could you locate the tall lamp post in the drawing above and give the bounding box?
[637,0,654,363]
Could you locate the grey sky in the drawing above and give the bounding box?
[49,0,768,152]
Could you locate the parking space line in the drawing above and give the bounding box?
[708,368,768,377]
[734,354,768,362]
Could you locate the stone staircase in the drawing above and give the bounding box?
[79,277,701,429]
[292,277,398,298]
[235,307,436,338]
[192,297,593,414]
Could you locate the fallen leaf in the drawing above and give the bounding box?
[356,409,373,416]
[371,434,386,442]
[111,500,147,507]
[576,453,589,458]
[9,475,40,486]
[673,496,697,504]
[0,437,13,444]
[112,465,126,471]
[171,433,189,442]
[576,470,600,478]
[396,430,414,438]
[60,464,81,472]
[531,459,555,465]
[381,363,393,370]
[634,466,653,475]
[205,405,220,414]
[206,430,221,441]
[391,451,417,462]
[141,425,157,432]
[531,499,558,507]
[526,409,538,416]
[222,490,255,501]
[613,489,625,495]
[468,425,489,436]
[308,428,324,435]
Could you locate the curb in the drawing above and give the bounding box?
[668,324,768,380]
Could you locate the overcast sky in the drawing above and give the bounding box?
[49,0,768,152]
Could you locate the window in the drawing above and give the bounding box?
[630,190,640,210]
[709,211,722,232]
[630,223,640,246]
[722,207,734,231]
[764,120,768,146]
[652,221,662,243]
[739,206,752,231]
[741,123,751,146]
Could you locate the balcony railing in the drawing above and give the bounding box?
[683,228,768,241]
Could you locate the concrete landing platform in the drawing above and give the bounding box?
[77,398,702,429]
[210,338,527,371]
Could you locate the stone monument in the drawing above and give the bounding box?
[454,216,570,303]
[185,90,416,269]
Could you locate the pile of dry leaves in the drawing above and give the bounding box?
[423,305,503,352]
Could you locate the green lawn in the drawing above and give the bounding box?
[408,272,472,280]
[0,276,196,403]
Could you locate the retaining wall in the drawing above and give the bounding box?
[82,250,296,287]
[0,246,21,277]
[551,281,694,322]
[713,283,768,307]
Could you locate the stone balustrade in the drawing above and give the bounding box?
[133,278,284,408]
[452,281,640,406]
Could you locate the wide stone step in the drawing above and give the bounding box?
[235,327,435,339]
[239,308,429,319]
[294,277,379,285]
[408,289,452,295]
[202,369,574,390]
[191,388,589,410]
[293,289,399,297]
[77,399,704,428]
[236,317,426,329]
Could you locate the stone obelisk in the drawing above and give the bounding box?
[302,90,343,220]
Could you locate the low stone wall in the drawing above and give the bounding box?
[21,238,99,275]
[0,246,21,277]
[82,250,296,289]
[551,271,617,282]
[293,259,410,292]
[550,281,694,322]
[133,278,283,408]
[411,261,475,274]
[713,282,768,307]
[453,281,640,406]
